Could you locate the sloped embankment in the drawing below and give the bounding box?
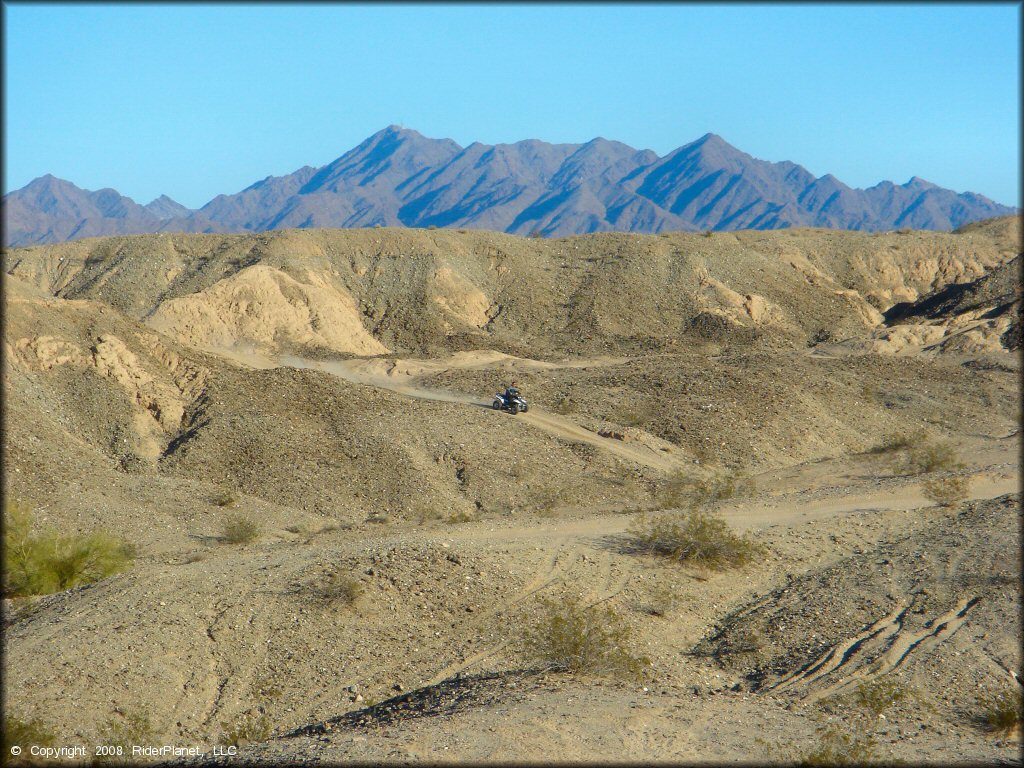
[4,218,1020,360]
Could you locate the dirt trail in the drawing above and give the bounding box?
[394,471,1020,552]
[272,352,682,471]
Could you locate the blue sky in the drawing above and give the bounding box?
[3,2,1020,208]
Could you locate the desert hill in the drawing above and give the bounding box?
[5,216,1019,360]
[4,127,1017,246]
[2,219,1020,763]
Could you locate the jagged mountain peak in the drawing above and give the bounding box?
[4,128,1017,246]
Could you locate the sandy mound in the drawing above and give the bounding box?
[428,267,491,331]
[146,264,390,356]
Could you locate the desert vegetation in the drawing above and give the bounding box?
[921,474,972,507]
[2,714,56,758]
[520,595,650,678]
[3,502,135,597]
[869,431,963,475]
[218,712,272,747]
[658,469,754,510]
[628,508,762,569]
[211,488,240,507]
[979,687,1023,735]
[300,570,364,606]
[219,513,261,545]
[96,709,154,764]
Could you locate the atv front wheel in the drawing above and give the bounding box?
[492,400,502,410]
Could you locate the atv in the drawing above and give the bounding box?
[493,389,528,415]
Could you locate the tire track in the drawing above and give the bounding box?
[771,596,981,703]
[423,544,584,685]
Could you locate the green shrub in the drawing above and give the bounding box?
[628,508,762,569]
[3,502,135,597]
[220,513,260,545]
[980,688,1023,734]
[921,474,972,507]
[96,709,153,764]
[217,712,271,747]
[521,595,650,679]
[2,714,56,758]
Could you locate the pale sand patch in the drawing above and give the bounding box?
[146,264,389,357]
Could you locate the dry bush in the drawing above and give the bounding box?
[3,502,135,597]
[521,595,650,679]
[796,721,879,766]
[447,509,478,524]
[859,382,880,404]
[220,513,260,545]
[306,571,363,606]
[717,627,766,657]
[365,513,390,525]
[852,676,909,717]
[867,430,925,455]
[218,712,271,747]
[921,474,972,507]
[869,431,963,475]
[979,688,1023,734]
[553,396,576,415]
[212,489,240,507]
[658,469,754,510]
[628,508,762,570]
[415,506,444,524]
[635,581,682,617]
[616,400,656,427]
[902,439,962,474]
[532,485,573,517]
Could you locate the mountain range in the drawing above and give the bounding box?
[2,125,1016,247]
